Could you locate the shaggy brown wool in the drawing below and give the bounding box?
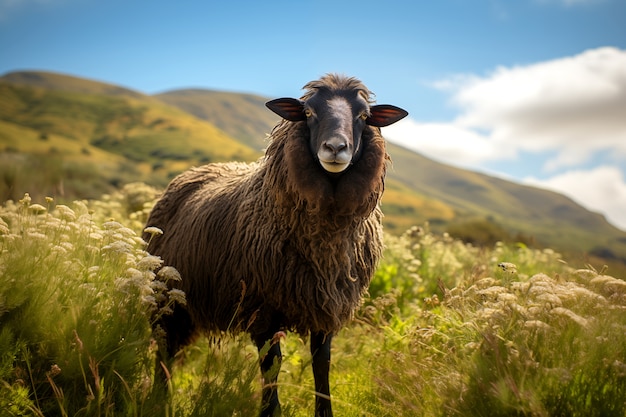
[145,77,388,343]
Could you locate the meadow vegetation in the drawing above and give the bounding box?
[1,184,626,416]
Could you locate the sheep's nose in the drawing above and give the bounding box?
[323,140,347,155]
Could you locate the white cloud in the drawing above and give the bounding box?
[524,166,626,231]
[383,47,626,231]
[389,47,626,173]
[382,119,513,170]
[447,47,626,172]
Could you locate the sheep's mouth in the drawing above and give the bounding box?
[317,149,352,174]
[319,160,351,174]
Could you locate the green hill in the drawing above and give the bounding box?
[1,70,625,267]
[156,89,278,151]
[0,71,258,201]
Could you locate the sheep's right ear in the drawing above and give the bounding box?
[266,98,306,122]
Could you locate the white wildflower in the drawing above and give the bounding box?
[589,275,615,286]
[529,273,555,285]
[102,240,133,254]
[131,236,146,246]
[55,205,76,221]
[117,227,136,238]
[527,305,544,318]
[103,221,124,230]
[475,307,499,321]
[509,303,528,316]
[51,245,67,255]
[158,266,182,282]
[551,307,589,328]
[151,280,168,293]
[85,245,100,254]
[167,288,187,305]
[126,267,144,281]
[142,295,158,312]
[603,278,626,295]
[473,277,498,289]
[144,226,164,236]
[528,283,554,297]
[496,292,518,304]
[563,285,607,306]
[26,231,47,241]
[60,241,74,252]
[536,293,563,307]
[137,254,163,271]
[29,204,47,214]
[477,286,508,300]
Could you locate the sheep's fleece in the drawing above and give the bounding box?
[144,75,389,344]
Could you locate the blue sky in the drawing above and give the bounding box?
[1,0,625,230]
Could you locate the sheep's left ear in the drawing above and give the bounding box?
[367,105,409,127]
[266,98,306,122]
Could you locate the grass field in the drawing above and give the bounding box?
[1,185,626,416]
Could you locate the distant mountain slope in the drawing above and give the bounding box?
[1,70,144,98]
[386,143,621,251]
[1,70,625,263]
[0,71,258,200]
[155,89,278,151]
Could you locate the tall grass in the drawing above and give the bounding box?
[1,186,625,416]
[0,186,178,416]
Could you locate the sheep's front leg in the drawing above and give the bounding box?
[311,331,333,417]
[254,330,283,417]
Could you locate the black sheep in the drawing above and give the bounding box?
[144,74,407,416]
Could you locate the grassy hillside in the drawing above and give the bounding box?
[0,71,258,202]
[1,70,144,98]
[2,190,625,416]
[156,88,279,151]
[386,143,626,254]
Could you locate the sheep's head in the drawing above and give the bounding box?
[266,74,407,174]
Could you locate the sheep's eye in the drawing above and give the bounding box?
[304,108,313,118]
[359,111,369,121]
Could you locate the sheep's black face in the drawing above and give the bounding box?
[302,89,369,174]
[266,81,408,175]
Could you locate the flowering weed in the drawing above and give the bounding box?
[1,188,625,416]
[0,192,180,416]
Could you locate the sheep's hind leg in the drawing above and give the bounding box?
[254,329,283,417]
[311,331,333,417]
